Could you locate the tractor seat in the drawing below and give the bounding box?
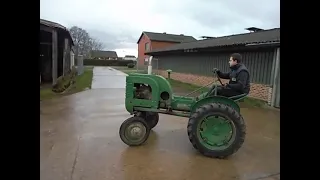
[229,93,248,101]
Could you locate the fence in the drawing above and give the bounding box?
[77,55,84,75]
[151,58,160,75]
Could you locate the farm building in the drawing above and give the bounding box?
[137,31,196,66]
[40,19,74,85]
[90,50,118,60]
[146,27,280,108]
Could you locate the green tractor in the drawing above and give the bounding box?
[119,69,247,158]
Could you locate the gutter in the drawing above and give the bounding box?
[245,41,280,47]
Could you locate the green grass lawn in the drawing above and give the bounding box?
[40,67,93,100]
[112,66,267,108]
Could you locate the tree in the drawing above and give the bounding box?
[90,38,105,51]
[69,26,105,58]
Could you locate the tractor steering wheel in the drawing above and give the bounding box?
[216,75,224,86]
[213,68,225,86]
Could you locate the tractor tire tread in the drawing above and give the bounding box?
[187,103,246,158]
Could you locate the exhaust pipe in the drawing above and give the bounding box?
[147,56,153,75]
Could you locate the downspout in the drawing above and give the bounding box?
[271,48,280,107]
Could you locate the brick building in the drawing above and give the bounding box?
[137,31,196,66]
[145,28,280,108]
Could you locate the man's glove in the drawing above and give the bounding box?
[213,68,220,74]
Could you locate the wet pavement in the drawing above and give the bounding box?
[91,66,127,89]
[40,67,280,180]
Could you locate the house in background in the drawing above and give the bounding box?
[40,19,74,85]
[137,31,196,66]
[90,50,118,60]
[145,27,280,108]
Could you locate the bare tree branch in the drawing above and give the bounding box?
[90,38,105,51]
[69,26,105,58]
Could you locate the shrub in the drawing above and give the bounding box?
[52,67,78,93]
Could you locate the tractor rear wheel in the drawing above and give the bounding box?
[187,103,246,158]
[135,112,159,129]
[119,116,151,146]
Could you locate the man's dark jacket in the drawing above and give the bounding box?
[217,64,250,94]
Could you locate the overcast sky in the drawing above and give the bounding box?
[40,0,280,57]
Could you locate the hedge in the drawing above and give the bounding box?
[83,59,134,66]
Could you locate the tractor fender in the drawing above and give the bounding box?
[191,96,240,113]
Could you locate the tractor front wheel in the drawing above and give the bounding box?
[187,103,246,158]
[119,116,151,146]
[145,112,159,129]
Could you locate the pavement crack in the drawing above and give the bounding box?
[70,136,81,180]
[50,144,55,151]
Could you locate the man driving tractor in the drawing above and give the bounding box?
[120,53,249,159]
[211,53,251,97]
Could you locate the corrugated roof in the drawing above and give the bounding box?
[40,19,74,46]
[146,28,280,54]
[91,50,118,58]
[40,19,67,30]
[137,31,197,44]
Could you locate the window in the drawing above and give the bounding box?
[145,42,150,51]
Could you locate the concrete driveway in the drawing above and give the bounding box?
[40,67,280,180]
[91,66,127,89]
